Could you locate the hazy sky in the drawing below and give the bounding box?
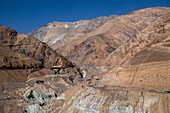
[0,0,169,33]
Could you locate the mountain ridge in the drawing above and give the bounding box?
[57,7,170,67]
[0,25,83,83]
[29,15,116,46]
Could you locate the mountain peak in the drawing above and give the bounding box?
[29,15,116,46]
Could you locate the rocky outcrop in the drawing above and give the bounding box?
[0,74,83,113]
[0,46,41,70]
[50,83,170,113]
[0,45,42,83]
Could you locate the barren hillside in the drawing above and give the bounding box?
[29,15,116,46]
[0,7,170,113]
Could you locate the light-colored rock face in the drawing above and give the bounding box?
[54,86,170,113]
[29,15,116,46]
[1,77,170,113]
[0,73,83,113]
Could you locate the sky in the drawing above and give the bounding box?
[0,0,169,33]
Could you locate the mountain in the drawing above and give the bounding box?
[0,25,84,112]
[57,7,170,68]
[0,25,73,68]
[49,9,170,113]
[0,45,41,83]
[29,7,169,69]
[101,11,170,90]
[29,15,116,47]
[28,7,170,78]
[0,25,83,83]
[0,7,170,113]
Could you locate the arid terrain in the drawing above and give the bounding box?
[0,7,170,113]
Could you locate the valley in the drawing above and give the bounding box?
[0,7,170,113]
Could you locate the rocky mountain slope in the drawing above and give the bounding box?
[0,25,73,68]
[46,9,170,113]
[29,15,116,46]
[0,7,170,113]
[29,7,170,78]
[0,25,83,83]
[0,25,84,112]
[24,8,170,112]
[57,7,170,68]
[29,7,170,70]
[101,11,170,90]
[0,45,41,83]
